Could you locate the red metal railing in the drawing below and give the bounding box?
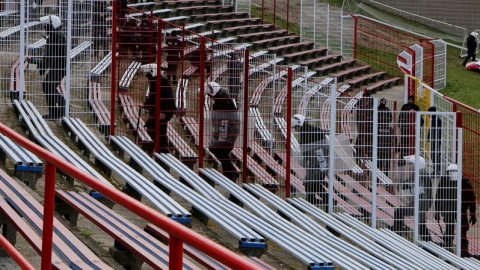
[0,123,261,270]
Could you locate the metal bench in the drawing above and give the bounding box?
[118,93,152,143]
[88,80,111,135]
[331,65,371,82]
[199,168,365,269]
[207,17,262,30]
[252,35,300,50]
[127,9,172,19]
[0,134,43,189]
[244,184,401,269]
[288,197,446,269]
[347,71,386,88]
[365,77,401,93]
[334,213,459,270]
[166,123,198,168]
[0,170,113,269]
[0,21,42,41]
[222,24,274,37]
[299,53,342,69]
[316,59,357,76]
[163,0,221,8]
[90,51,115,80]
[13,100,113,199]
[267,41,314,56]
[248,141,305,193]
[9,55,28,101]
[238,29,288,43]
[70,40,92,59]
[176,5,233,16]
[417,241,479,270]
[230,147,280,191]
[61,117,192,225]
[119,61,142,91]
[108,139,266,254]
[283,47,328,64]
[190,11,248,22]
[55,190,200,270]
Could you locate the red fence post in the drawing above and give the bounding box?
[169,236,183,270]
[41,162,56,270]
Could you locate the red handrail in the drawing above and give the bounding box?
[0,123,261,270]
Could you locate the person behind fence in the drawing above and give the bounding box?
[378,98,392,125]
[165,31,182,83]
[393,155,433,241]
[141,63,176,154]
[292,114,329,206]
[227,51,243,101]
[205,82,240,181]
[38,15,67,120]
[355,93,373,158]
[435,164,477,257]
[92,1,109,58]
[427,106,442,174]
[377,122,395,174]
[463,32,478,66]
[398,96,422,164]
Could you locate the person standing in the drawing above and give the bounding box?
[378,98,392,125]
[427,106,442,174]
[463,32,478,66]
[435,164,477,257]
[292,114,329,206]
[92,1,109,58]
[398,96,422,164]
[38,15,67,120]
[165,31,182,83]
[205,82,240,181]
[393,155,433,242]
[377,124,395,174]
[141,63,176,154]
[227,52,243,101]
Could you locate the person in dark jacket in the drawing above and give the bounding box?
[463,32,478,66]
[92,1,109,57]
[378,98,393,125]
[141,63,176,154]
[398,96,422,164]
[205,82,240,181]
[393,155,433,242]
[377,124,395,174]
[292,114,329,206]
[427,106,442,174]
[227,51,243,101]
[355,94,373,158]
[39,15,67,120]
[435,164,477,257]
[165,31,182,83]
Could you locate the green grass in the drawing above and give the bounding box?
[442,46,480,109]
[251,3,480,109]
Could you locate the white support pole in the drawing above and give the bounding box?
[371,98,379,229]
[413,112,422,243]
[65,0,73,118]
[327,79,337,214]
[19,0,26,101]
[456,128,463,256]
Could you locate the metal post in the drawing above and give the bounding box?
[198,38,206,169]
[19,0,25,101]
[41,162,56,270]
[169,236,183,270]
[285,68,293,198]
[242,50,250,184]
[413,112,422,243]
[371,98,379,228]
[65,0,73,118]
[328,80,337,214]
[110,0,118,136]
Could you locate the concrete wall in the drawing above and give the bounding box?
[366,0,479,32]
